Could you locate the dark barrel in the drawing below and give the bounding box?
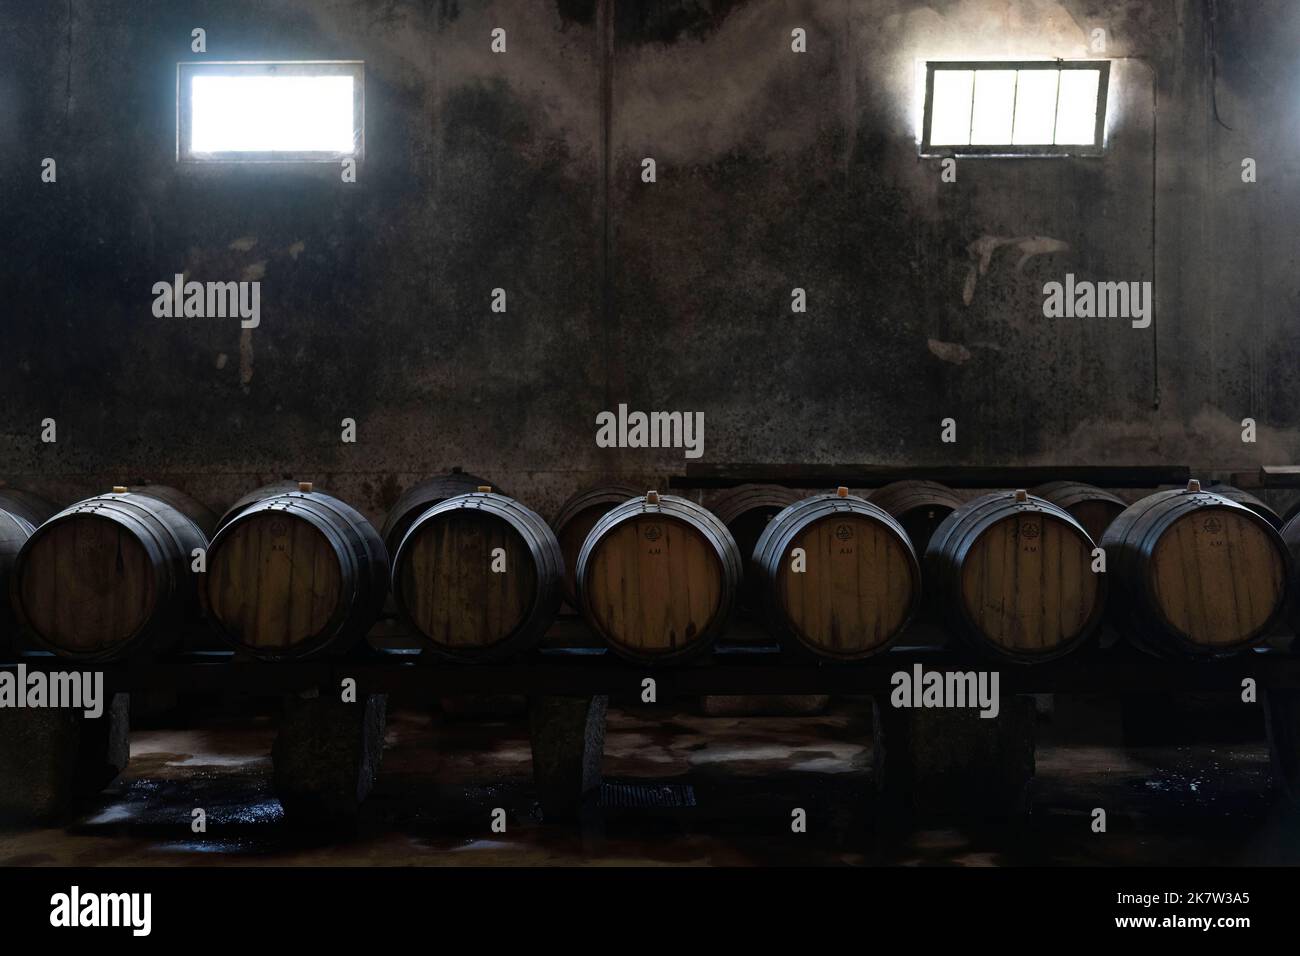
[1031,480,1127,543]
[392,488,562,662]
[0,489,57,528]
[753,487,920,661]
[577,491,741,664]
[12,485,210,661]
[925,489,1104,662]
[551,484,642,608]
[0,510,38,659]
[869,480,963,554]
[1280,512,1300,635]
[1104,480,1289,657]
[1206,485,1282,529]
[380,470,499,557]
[707,484,800,615]
[202,482,388,660]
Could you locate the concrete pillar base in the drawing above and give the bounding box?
[872,696,1036,821]
[0,693,130,824]
[272,691,387,826]
[529,695,607,820]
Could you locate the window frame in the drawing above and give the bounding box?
[920,59,1110,158]
[176,60,365,164]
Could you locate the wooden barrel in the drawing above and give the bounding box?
[753,487,920,660]
[1284,497,1300,527]
[869,481,963,553]
[551,484,642,608]
[392,488,562,661]
[1103,480,1289,657]
[1206,485,1282,529]
[0,509,37,659]
[707,484,800,615]
[0,489,57,528]
[1280,513,1300,635]
[202,482,388,660]
[1032,481,1127,543]
[12,485,210,661]
[577,491,741,664]
[925,489,1104,662]
[381,470,499,556]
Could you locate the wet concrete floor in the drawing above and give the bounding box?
[1,695,1298,866]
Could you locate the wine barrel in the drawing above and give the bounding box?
[0,489,57,528]
[1103,480,1289,657]
[707,484,800,615]
[577,491,741,664]
[1280,513,1300,635]
[202,482,388,660]
[0,509,37,659]
[380,470,499,556]
[551,484,641,607]
[1284,497,1300,527]
[753,487,920,660]
[12,485,210,661]
[1031,481,1126,542]
[1206,485,1282,529]
[214,480,321,530]
[869,481,963,553]
[925,489,1104,662]
[392,488,562,661]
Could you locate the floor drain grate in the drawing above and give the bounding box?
[598,782,696,810]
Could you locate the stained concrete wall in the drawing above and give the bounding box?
[0,0,1296,523]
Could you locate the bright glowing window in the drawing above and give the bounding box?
[177,61,364,162]
[922,61,1109,156]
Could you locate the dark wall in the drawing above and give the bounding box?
[0,0,1296,523]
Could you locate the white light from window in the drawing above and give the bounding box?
[1011,69,1059,145]
[929,70,974,146]
[190,75,355,154]
[1054,69,1102,145]
[927,64,1106,151]
[970,70,1016,145]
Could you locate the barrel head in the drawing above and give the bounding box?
[16,514,159,657]
[956,511,1100,660]
[396,509,540,655]
[582,514,725,661]
[205,511,346,655]
[1149,506,1286,650]
[775,512,918,660]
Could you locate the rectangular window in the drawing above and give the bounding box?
[921,61,1109,157]
[177,61,364,163]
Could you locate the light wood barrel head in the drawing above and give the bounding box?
[584,515,723,658]
[205,512,344,652]
[959,512,1099,657]
[398,510,538,650]
[1149,507,1286,648]
[18,515,158,655]
[776,513,917,659]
